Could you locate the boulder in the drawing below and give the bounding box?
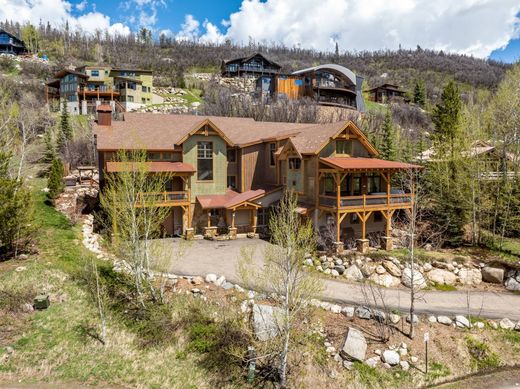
[481,267,505,284]
[389,314,401,324]
[252,304,282,341]
[455,315,470,328]
[341,327,367,362]
[341,306,355,317]
[499,317,515,330]
[382,261,402,277]
[334,265,346,275]
[505,277,520,291]
[401,268,427,289]
[355,306,372,320]
[400,361,410,371]
[369,273,401,288]
[330,304,342,314]
[215,275,226,286]
[458,269,482,285]
[423,263,433,272]
[331,269,340,277]
[361,263,377,277]
[382,350,400,366]
[437,316,453,325]
[428,315,437,323]
[205,273,217,283]
[375,265,386,275]
[344,265,364,281]
[427,268,457,286]
[406,314,419,324]
[515,322,520,331]
[191,276,204,285]
[365,356,379,368]
[475,322,485,329]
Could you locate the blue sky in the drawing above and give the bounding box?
[3,0,519,63]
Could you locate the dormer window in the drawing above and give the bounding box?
[288,157,301,170]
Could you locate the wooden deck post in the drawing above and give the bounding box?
[252,208,258,234]
[232,211,236,228]
[361,212,366,240]
[207,211,211,228]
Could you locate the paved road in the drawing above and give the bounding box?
[153,238,520,321]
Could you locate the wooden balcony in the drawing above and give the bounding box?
[135,191,190,207]
[318,192,413,212]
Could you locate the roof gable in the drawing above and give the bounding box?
[176,118,234,146]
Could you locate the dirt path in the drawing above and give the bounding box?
[155,238,520,320]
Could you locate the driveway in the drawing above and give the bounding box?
[151,238,520,321]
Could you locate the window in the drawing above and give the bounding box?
[257,208,270,226]
[91,70,99,77]
[336,140,352,155]
[269,143,276,166]
[148,152,161,161]
[323,174,334,194]
[352,175,362,196]
[197,141,213,181]
[162,152,173,161]
[367,173,381,194]
[227,175,237,189]
[127,96,134,102]
[288,157,301,170]
[227,148,237,163]
[142,98,146,104]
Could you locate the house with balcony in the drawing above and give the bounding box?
[93,108,420,252]
[366,83,407,104]
[221,53,282,78]
[45,65,154,115]
[0,29,26,55]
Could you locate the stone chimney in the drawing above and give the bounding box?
[96,104,113,126]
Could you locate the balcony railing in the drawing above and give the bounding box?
[134,191,189,207]
[318,192,413,210]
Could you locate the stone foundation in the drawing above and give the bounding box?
[203,226,218,239]
[184,227,195,240]
[228,227,237,240]
[356,239,370,254]
[333,241,344,254]
[381,236,393,251]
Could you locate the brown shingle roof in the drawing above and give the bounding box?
[321,157,422,171]
[94,113,315,151]
[196,189,264,209]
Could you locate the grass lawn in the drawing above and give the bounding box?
[0,179,225,388]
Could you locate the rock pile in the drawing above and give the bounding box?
[304,252,516,290]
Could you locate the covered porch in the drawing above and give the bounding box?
[316,157,421,253]
[106,161,195,236]
[196,189,265,239]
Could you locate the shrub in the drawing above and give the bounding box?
[47,158,64,201]
[466,336,501,371]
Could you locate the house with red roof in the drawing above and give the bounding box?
[93,107,420,252]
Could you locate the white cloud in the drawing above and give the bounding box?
[200,20,225,44]
[0,0,130,36]
[217,0,520,58]
[75,0,88,11]
[176,14,200,41]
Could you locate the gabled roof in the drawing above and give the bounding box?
[52,69,89,80]
[367,83,403,92]
[93,114,378,157]
[197,189,264,210]
[223,52,281,69]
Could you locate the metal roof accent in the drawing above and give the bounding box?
[292,64,357,86]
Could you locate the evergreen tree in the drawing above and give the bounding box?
[413,79,426,107]
[58,99,72,149]
[43,129,56,163]
[380,110,396,160]
[432,81,462,158]
[47,157,64,201]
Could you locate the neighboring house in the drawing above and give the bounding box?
[221,53,282,77]
[0,29,26,55]
[93,109,420,252]
[417,140,517,180]
[257,64,366,112]
[366,83,407,104]
[45,65,154,115]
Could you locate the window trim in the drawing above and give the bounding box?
[288,157,301,170]
[269,143,277,167]
[197,141,213,181]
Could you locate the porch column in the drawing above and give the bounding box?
[207,211,211,227]
[229,210,237,239]
[252,208,258,234]
[356,211,370,254]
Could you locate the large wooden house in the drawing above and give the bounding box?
[94,109,420,252]
[366,83,407,104]
[45,66,154,115]
[0,29,26,55]
[221,53,282,77]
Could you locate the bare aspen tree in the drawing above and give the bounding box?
[100,149,173,308]
[239,190,323,388]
